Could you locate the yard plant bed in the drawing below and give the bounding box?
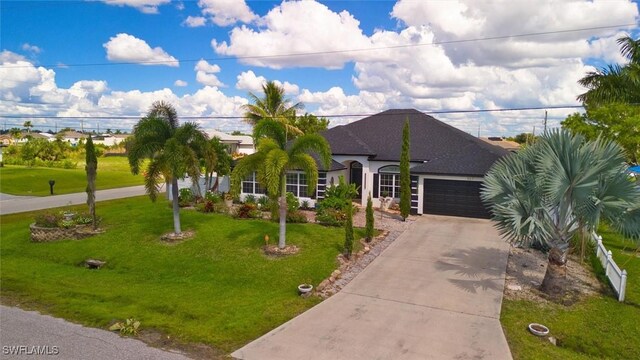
[501,224,640,359]
[0,196,367,356]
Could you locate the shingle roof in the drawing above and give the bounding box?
[321,109,509,176]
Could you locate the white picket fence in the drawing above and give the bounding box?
[592,232,628,302]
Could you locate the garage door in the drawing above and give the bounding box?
[423,179,490,218]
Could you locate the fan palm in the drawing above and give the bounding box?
[231,119,331,249]
[577,36,640,106]
[243,80,303,138]
[128,101,208,235]
[482,130,640,297]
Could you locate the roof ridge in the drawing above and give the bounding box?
[341,126,376,155]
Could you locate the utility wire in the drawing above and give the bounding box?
[0,24,634,69]
[0,105,584,120]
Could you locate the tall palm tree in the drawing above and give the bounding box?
[577,36,640,106]
[481,130,640,297]
[128,101,208,235]
[243,80,304,138]
[23,121,33,134]
[231,119,331,249]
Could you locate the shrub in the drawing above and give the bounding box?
[286,192,300,212]
[34,212,61,228]
[365,193,374,242]
[257,196,271,211]
[234,203,262,219]
[344,204,354,258]
[178,188,194,206]
[316,208,347,227]
[300,200,310,210]
[287,210,308,223]
[204,191,222,204]
[244,194,257,204]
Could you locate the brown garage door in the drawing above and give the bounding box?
[423,179,490,219]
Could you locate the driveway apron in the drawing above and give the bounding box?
[232,215,512,360]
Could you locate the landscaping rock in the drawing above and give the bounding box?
[331,270,341,279]
[507,284,522,291]
[548,337,557,346]
[85,259,106,269]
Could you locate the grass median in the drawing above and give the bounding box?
[0,157,144,196]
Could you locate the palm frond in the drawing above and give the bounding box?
[230,152,266,195]
[263,149,289,195]
[288,133,332,170]
[147,101,179,129]
[289,153,318,192]
[144,158,164,202]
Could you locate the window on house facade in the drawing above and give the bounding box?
[286,172,308,198]
[242,172,265,194]
[379,165,400,198]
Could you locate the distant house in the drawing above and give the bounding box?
[480,137,520,152]
[92,134,130,146]
[206,130,254,156]
[0,134,13,145]
[241,109,509,218]
[26,132,55,141]
[58,131,88,146]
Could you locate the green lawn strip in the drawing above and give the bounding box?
[0,157,144,196]
[0,197,364,353]
[501,226,640,360]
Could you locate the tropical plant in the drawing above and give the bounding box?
[23,120,33,134]
[231,119,331,249]
[577,36,640,106]
[109,318,141,336]
[316,175,358,227]
[242,80,303,139]
[399,119,411,220]
[127,101,208,235]
[203,137,231,192]
[481,130,640,298]
[365,192,374,242]
[85,136,98,230]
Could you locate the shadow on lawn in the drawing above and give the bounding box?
[435,246,506,294]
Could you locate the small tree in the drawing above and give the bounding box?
[343,200,354,259]
[365,192,374,242]
[85,136,98,230]
[399,119,411,220]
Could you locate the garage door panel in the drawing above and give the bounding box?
[423,179,490,219]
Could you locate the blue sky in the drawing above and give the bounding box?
[1,0,638,135]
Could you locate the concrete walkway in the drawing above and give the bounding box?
[0,186,147,215]
[232,215,512,360]
[0,305,189,360]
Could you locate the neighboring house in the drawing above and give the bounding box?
[207,130,254,156]
[26,132,55,141]
[480,137,520,152]
[241,109,509,218]
[58,131,88,146]
[93,134,130,146]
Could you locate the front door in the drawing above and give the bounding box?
[350,162,362,198]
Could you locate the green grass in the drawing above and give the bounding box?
[0,157,144,196]
[501,226,640,360]
[0,197,365,353]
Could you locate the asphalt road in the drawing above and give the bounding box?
[0,306,190,360]
[0,186,148,215]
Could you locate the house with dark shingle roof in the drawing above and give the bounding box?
[241,109,510,218]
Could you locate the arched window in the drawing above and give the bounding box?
[378,166,400,198]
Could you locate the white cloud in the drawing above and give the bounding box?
[184,16,207,27]
[103,33,179,66]
[235,70,299,95]
[212,0,374,69]
[174,79,188,87]
[100,0,170,14]
[194,59,223,87]
[21,43,42,54]
[197,0,256,26]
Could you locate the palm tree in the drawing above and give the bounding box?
[243,80,303,138]
[481,130,640,298]
[577,36,640,106]
[23,121,33,134]
[231,119,331,249]
[127,101,208,235]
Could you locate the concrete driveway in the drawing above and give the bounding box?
[232,215,512,360]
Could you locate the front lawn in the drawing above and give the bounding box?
[501,226,640,359]
[0,197,363,353]
[0,157,144,196]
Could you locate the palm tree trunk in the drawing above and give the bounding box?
[171,177,182,235]
[278,173,287,249]
[540,246,568,297]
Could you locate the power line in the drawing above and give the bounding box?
[0,24,634,69]
[0,105,584,121]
